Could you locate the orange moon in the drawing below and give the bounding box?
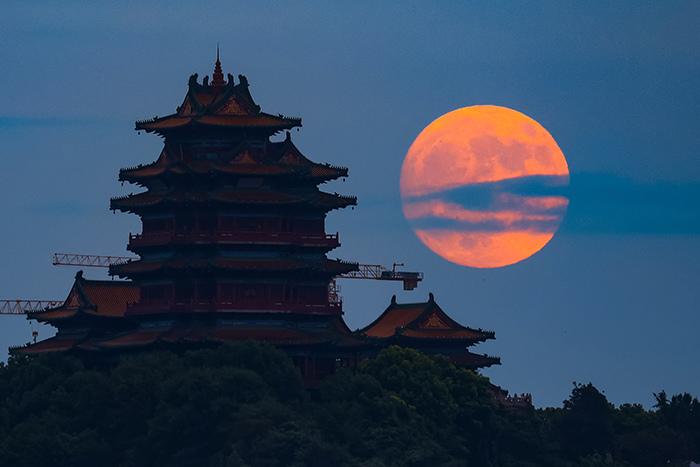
[400,105,569,268]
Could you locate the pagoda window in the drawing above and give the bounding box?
[175,211,196,231]
[218,216,287,233]
[237,217,263,232]
[297,286,327,305]
[142,284,170,302]
[280,217,290,232]
[269,284,285,302]
[196,279,216,300]
[219,282,235,303]
[237,177,263,189]
[285,286,298,303]
[238,284,266,302]
[174,279,194,303]
[143,218,173,233]
[197,212,216,233]
[293,218,323,234]
[219,216,236,231]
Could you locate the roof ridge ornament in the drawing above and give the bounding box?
[212,45,226,87]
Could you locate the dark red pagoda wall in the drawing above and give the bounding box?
[163,130,273,152]
[139,212,326,236]
[130,211,337,251]
[132,278,338,315]
[155,135,294,169]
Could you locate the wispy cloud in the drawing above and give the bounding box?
[402,173,700,235]
[404,198,565,233]
[0,116,112,130]
[563,173,700,235]
[404,174,568,234]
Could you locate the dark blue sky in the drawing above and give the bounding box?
[1,1,698,407]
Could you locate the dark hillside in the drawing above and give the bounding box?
[0,344,697,466]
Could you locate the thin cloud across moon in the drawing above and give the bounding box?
[400,105,570,268]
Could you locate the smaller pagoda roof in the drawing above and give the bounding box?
[28,271,139,323]
[135,54,300,135]
[360,293,495,344]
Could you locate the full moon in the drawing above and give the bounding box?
[400,105,570,268]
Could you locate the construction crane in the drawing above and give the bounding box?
[52,252,133,268]
[53,253,423,303]
[340,263,423,290]
[0,300,62,315]
[1,255,423,316]
[51,252,424,290]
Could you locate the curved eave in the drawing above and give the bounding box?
[118,165,166,183]
[127,235,341,254]
[399,327,495,341]
[394,332,492,346]
[119,163,348,185]
[110,191,357,213]
[27,307,79,323]
[360,333,487,346]
[451,353,501,369]
[311,166,348,182]
[109,258,358,278]
[95,326,336,350]
[11,337,81,354]
[318,194,357,210]
[135,113,302,134]
[110,193,163,212]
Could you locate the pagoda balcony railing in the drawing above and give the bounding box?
[128,231,340,248]
[126,299,341,316]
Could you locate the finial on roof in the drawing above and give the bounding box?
[428,292,435,302]
[285,131,291,141]
[75,270,84,280]
[390,294,397,305]
[211,44,225,87]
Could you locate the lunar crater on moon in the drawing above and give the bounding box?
[400,105,570,269]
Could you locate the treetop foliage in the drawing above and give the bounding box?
[0,344,697,466]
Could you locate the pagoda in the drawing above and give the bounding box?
[13,53,500,381]
[96,53,360,381]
